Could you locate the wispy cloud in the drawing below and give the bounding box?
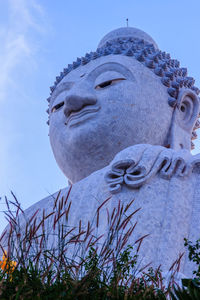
[0,0,48,233]
[0,0,47,101]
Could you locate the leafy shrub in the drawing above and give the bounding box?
[170,239,200,299]
[184,238,200,280]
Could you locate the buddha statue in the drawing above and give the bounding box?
[2,27,200,278]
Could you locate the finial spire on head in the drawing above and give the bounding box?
[97,27,158,49]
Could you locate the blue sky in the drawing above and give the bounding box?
[1,0,200,233]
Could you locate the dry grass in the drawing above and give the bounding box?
[0,190,185,299]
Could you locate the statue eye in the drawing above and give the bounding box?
[51,101,64,113]
[95,78,125,90]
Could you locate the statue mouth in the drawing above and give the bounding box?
[65,105,100,127]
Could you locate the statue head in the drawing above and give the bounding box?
[46,27,200,184]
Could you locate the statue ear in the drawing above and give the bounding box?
[169,89,200,150]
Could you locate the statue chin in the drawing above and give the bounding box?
[53,142,117,184]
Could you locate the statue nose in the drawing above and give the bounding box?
[64,94,97,118]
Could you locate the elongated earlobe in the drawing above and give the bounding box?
[168,89,200,150]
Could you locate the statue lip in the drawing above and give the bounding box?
[65,105,100,127]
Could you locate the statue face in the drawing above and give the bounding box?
[49,55,174,183]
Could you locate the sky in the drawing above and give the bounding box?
[0,0,200,234]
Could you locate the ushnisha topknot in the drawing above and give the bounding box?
[46,27,200,149]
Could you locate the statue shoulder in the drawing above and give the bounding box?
[187,152,200,174]
[23,187,70,219]
[0,187,70,240]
